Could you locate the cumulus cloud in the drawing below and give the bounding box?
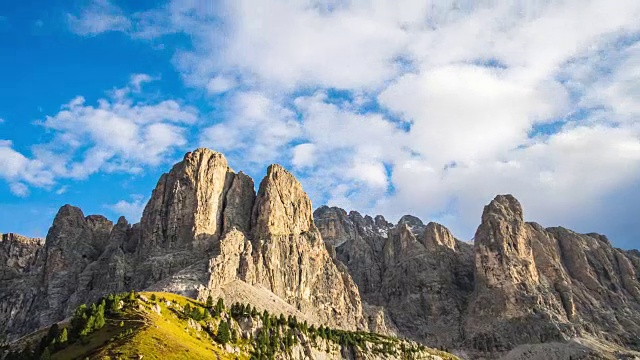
[65,0,640,246]
[9,183,30,197]
[206,76,237,95]
[0,76,197,193]
[200,91,302,165]
[107,194,146,222]
[67,0,131,36]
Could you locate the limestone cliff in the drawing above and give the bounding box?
[3,149,640,359]
[316,195,640,357]
[204,164,365,330]
[0,148,365,342]
[314,206,475,347]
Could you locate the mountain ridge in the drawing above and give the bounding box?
[2,148,640,359]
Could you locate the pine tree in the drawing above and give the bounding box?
[94,308,106,330]
[128,289,135,302]
[217,320,230,344]
[106,294,119,314]
[150,294,156,302]
[215,298,224,314]
[56,328,68,346]
[206,295,214,308]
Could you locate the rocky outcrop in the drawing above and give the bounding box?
[40,206,113,325]
[0,148,365,341]
[3,148,640,359]
[465,195,570,352]
[0,233,44,277]
[315,206,475,348]
[465,195,640,354]
[204,164,365,330]
[0,234,45,341]
[139,149,234,254]
[317,194,640,357]
[251,164,314,238]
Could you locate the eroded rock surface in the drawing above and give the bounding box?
[315,206,475,348]
[0,148,365,341]
[316,194,640,357]
[3,148,640,360]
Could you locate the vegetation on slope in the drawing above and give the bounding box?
[2,291,458,360]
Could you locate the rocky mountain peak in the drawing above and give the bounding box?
[397,214,424,227]
[251,164,314,237]
[0,233,44,275]
[4,151,640,359]
[423,222,457,251]
[397,214,426,236]
[374,215,390,228]
[482,194,524,223]
[139,147,234,253]
[52,204,87,229]
[313,206,352,247]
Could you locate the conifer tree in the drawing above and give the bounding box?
[217,320,230,344]
[206,295,214,308]
[94,307,106,330]
[215,298,224,314]
[57,328,68,346]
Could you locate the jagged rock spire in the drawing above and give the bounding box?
[251,164,314,238]
[139,148,235,253]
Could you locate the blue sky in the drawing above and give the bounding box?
[0,0,639,249]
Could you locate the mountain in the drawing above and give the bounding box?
[315,195,640,359]
[3,291,453,360]
[1,149,363,343]
[2,148,640,359]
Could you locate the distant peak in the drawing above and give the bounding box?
[397,215,424,227]
[185,147,224,159]
[482,194,523,222]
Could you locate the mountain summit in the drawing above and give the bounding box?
[2,148,640,359]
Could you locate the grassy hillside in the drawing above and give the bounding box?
[2,291,458,360]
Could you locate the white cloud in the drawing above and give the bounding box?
[200,91,301,164]
[130,74,155,92]
[0,78,197,194]
[9,183,29,197]
[0,117,5,123]
[0,141,54,188]
[65,0,640,246]
[107,194,146,222]
[291,143,316,169]
[206,76,236,95]
[67,0,131,36]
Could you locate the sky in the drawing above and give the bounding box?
[0,0,639,249]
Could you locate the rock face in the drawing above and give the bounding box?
[138,149,233,253]
[316,195,640,356]
[3,148,640,359]
[0,148,364,341]
[204,164,364,330]
[0,233,45,341]
[314,206,475,347]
